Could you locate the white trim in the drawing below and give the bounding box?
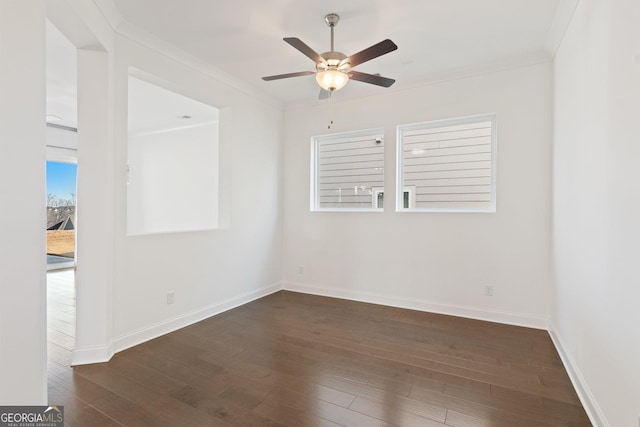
[544,0,580,58]
[373,186,383,209]
[309,139,316,211]
[46,149,78,166]
[314,208,383,213]
[71,343,114,366]
[395,125,404,211]
[91,0,125,31]
[112,282,281,354]
[396,207,496,213]
[548,326,609,427]
[129,120,218,138]
[282,282,548,330]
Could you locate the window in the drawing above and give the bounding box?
[311,129,384,211]
[396,114,496,212]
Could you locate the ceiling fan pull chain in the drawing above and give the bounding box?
[328,91,334,130]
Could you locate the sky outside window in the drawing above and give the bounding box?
[46,161,77,202]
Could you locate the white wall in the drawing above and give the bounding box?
[127,122,219,235]
[0,0,47,405]
[552,0,640,425]
[46,126,77,163]
[282,63,553,328]
[73,47,115,365]
[111,34,283,351]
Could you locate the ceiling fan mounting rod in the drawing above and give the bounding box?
[331,23,334,52]
[324,13,339,52]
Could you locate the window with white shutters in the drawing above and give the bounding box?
[311,129,384,211]
[396,114,496,212]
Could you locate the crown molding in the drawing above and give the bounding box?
[116,21,281,108]
[92,0,280,107]
[286,51,552,111]
[91,0,124,31]
[545,0,580,58]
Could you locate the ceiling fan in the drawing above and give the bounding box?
[262,13,398,98]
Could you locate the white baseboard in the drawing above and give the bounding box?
[548,326,608,427]
[113,282,281,354]
[71,343,114,366]
[282,282,548,330]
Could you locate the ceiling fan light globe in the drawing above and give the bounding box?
[316,69,348,91]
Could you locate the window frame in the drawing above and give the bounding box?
[396,113,497,213]
[310,128,385,212]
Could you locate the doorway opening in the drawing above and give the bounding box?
[46,18,78,372]
[46,160,77,270]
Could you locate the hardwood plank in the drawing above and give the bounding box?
[66,404,122,427]
[260,384,355,412]
[91,392,177,427]
[74,364,229,427]
[168,385,285,426]
[312,399,396,427]
[410,384,562,427]
[349,396,447,426]
[253,399,345,427]
[46,275,590,426]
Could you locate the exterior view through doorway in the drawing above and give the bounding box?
[46,160,77,270]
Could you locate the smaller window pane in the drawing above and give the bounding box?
[312,130,384,211]
[397,114,496,212]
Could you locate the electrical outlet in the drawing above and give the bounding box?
[297,266,304,275]
[167,291,175,304]
[484,285,494,296]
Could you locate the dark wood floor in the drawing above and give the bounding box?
[48,278,591,426]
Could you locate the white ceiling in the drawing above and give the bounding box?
[46,21,77,128]
[128,74,218,135]
[47,0,570,123]
[108,0,564,103]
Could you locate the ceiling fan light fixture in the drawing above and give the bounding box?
[316,69,348,91]
[262,12,397,97]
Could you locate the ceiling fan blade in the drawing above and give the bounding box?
[343,39,398,68]
[349,71,396,88]
[318,89,331,100]
[284,37,325,64]
[262,71,315,81]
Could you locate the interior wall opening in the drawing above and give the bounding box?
[127,71,220,236]
[45,18,78,372]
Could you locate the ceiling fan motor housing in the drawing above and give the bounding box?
[317,51,349,72]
